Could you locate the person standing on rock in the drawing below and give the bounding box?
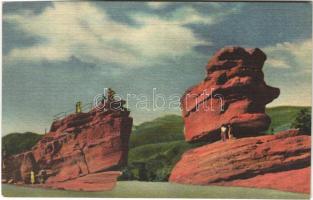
[220,124,227,142]
[228,124,234,140]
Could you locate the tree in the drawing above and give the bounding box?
[2,132,42,156]
[291,108,311,134]
[107,88,116,102]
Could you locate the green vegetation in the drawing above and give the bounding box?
[124,115,186,181]
[2,182,309,198]
[2,132,42,156]
[122,141,202,181]
[265,106,311,133]
[291,108,311,134]
[130,114,184,148]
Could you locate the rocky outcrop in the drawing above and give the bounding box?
[3,101,132,191]
[170,47,310,194]
[181,47,280,142]
[169,130,311,193]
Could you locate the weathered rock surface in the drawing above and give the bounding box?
[181,47,280,142]
[3,102,132,191]
[169,130,311,193]
[220,167,310,194]
[170,47,310,194]
[20,152,38,184]
[44,171,122,191]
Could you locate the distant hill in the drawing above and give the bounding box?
[2,132,43,156]
[130,115,184,148]
[129,106,312,148]
[266,106,311,133]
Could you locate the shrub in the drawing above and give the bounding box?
[2,132,42,156]
[291,108,311,134]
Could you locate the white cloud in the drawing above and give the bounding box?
[162,6,215,25]
[264,39,312,107]
[146,2,223,25]
[266,58,290,69]
[4,2,225,67]
[264,39,312,72]
[146,2,172,9]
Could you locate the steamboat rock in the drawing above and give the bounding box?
[3,101,132,191]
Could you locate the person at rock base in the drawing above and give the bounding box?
[30,170,35,184]
[228,124,234,140]
[220,124,227,142]
[38,169,47,184]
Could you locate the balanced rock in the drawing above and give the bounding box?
[181,47,280,142]
[170,47,310,194]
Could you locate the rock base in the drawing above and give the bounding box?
[43,171,121,191]
[169,130,311,193]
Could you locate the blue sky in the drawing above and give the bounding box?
[2,2,312,135]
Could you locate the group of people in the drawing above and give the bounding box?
[30,169,47,184]
[220,123,234,141]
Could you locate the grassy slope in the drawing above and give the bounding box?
[130,114,184,148]
[128,140,202,179]
[2,182,309,198]
[266,106,311,133]
[128,141,189,163]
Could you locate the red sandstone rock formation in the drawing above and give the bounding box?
[181,47,280,142]
[170,47,310,194]
[169,129,311,193]
[3,101,132,191]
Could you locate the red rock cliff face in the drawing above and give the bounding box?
[181,47,280,142]
[3,104,132,190]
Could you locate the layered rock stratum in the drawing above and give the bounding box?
[169,130,311,193]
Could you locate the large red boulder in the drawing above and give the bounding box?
[170,47,310,194]
[181,47,280,142]
[3,102,132,191]
[31,108,132,184]
[169,130,311,193]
